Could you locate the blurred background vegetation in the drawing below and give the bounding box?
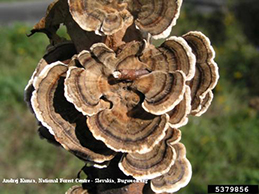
[0,0,258,193]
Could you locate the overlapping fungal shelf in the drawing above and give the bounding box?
[25,0,219,193]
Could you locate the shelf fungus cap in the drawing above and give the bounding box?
[132,71,186,115]
[183,31,219,116]
[129,0,183,39]
[64,41,147,117]
[90,41,147,72]
[87,104,170,154]
[65,51,111,116]
[140,37,196,81]
[63,41,169,154]
[68,0,133,35]
[119,128,181,180]
[151,143,192,193]
[191,90,214,117]
[31,62,115,163]
[167,86,192,128]
[24,57,49,113]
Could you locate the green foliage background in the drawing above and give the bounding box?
[0,1,258,194]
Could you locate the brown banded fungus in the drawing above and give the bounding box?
[119,128,181,180]
[25,0,219,193]
[167,86,192,129]
[65,51,111,116]
[183,31,219,116]
[68,0,133,36]
[31,61,115,164]
[64,42,170,153]
[140,37,196,81]
[131,70,186,115]
[119,128,192,193]
[68,0,182,39]
[151,143,192,193]
[127,0,183,39]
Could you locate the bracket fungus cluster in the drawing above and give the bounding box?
[25,0,219,193]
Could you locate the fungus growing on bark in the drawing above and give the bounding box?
[151,143,192,193]
[131,71,186,115]
[25,0,219,193]
[68,0,182,39]
[128,0,183,39]
[87,108,169,154]
[90,41,147,72]
[24,41,77,146]
[31,62,115,163]
[68,0,133,35]
[167,86,192,128]
[64,53,111,116]
[119,128,181,180]
[140,37,196,81]
[183,31,219,116]
[64,42,170,153]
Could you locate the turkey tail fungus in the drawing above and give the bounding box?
[25,0,219,193]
